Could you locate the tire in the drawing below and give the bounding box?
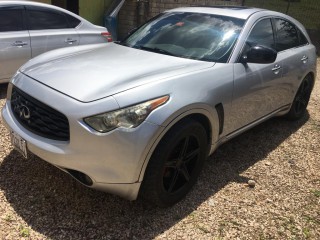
[286,75,313,120]
[140,119,208,207]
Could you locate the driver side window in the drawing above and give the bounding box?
[246,18,275,50]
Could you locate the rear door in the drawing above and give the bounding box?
[0,6,31,82]
[25,6,79,58]
[273,18,313,103]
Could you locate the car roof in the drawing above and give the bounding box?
[166,6,265,19]
[0,0,82,18]
[0,0,57,7]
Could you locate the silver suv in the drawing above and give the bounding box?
[2,7,317,207]
[0,1,111,83]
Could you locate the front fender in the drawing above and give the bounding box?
[138,106,220,182]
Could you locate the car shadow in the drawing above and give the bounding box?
[0,84,8,99]
[0,113,309,239]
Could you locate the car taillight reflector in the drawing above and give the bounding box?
[101,32,112,42]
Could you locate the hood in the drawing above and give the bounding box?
[21,43,214,102]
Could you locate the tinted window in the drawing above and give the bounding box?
[27,8,69,30]
[275,18,299,51]
[297,28,308,46]
[66,14,81,28]
[121,12,244,63]
[247,18,275,49]
[0,9,24,32]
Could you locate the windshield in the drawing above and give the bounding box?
[120,12,245,63]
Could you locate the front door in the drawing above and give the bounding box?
[227,18,284,133]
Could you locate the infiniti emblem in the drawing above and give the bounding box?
[17,104,31,120]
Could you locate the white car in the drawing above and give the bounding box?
[0,0,112,83]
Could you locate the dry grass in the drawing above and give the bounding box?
[0,60,319,239]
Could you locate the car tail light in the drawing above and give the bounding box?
[101,32,112,42]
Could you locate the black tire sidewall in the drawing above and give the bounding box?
[141,119,208,207]
[286,76,313,120]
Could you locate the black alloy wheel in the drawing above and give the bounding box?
[140,119,208,207]
[162,135,200,194]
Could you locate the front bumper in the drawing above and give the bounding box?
[1,77,163,200]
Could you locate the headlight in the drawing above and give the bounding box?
[84,95,169,133]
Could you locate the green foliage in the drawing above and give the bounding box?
[4,214,13,222]
[244,0,320,30]
[311,189,320,197]
[303,227,312,239]
[19,226,30,238]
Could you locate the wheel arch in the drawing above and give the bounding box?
[284,70,316,120]
[307,71,316,90]
[290,71,316,104]
[302,71,315,88]
[138,106,220,182]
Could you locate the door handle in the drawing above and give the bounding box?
[301,56,308,62]
[65,39,77,44]
[272,65,281,73]
[12,41,28,47]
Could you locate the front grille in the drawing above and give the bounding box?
[11,87,70,141]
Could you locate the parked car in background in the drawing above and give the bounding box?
[0,0,112,83]
[1,6,317,207]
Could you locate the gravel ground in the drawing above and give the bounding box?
[0,60,319,240]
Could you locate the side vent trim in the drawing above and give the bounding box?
[215,103,224,135]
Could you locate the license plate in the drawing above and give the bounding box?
[10,131,28,158]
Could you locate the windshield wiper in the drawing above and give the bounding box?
[137,46,175,56]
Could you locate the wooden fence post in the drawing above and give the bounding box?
[286,0,292,14]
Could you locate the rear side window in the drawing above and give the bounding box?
[66,14,81,28]
[0,8,24,32]
[297,28,309,46]
[247,18,275,49]
[27,7,69,30]
[274,18,299,51]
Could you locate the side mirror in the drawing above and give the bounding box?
[241,45,277,64]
